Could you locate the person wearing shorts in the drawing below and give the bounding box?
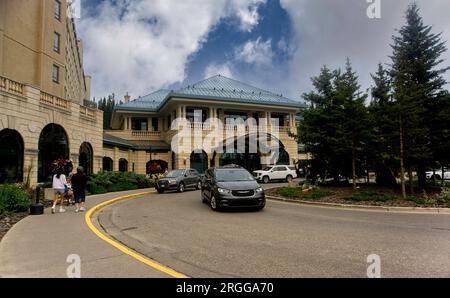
[52,169,67,214]
[71,166,88,212]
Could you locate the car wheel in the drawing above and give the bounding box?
[210,195,219,211]
[255,205,265,211]
[178,182,185,193]
[286,175,293,183]
[196,180,202,190]
[157,189,164,194]
[262,176,270,184]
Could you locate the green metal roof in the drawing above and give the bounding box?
[115,75,305,112]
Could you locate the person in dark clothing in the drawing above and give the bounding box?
[71,166,88,212]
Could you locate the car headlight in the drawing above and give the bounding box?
[255,187,264,193]
[169,179,177,184]
[218,188,231,194]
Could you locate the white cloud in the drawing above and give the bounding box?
[204,63,234,79]
[231,0,266,32]
[235,37,274,66]
[77,0,266,99]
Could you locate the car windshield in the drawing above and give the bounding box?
[262,167,273,171]
[215,170,255,182]
[165,170,185,178]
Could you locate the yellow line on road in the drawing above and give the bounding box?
[85,191,188,278]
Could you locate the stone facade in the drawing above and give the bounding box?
[0,77,103,184]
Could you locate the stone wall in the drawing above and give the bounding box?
[0,77,103,185]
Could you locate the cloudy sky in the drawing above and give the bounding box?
[76,0,450,102]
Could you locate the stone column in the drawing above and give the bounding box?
[177,106,182,119]
[113,147,119,171]
[24,149,39,186]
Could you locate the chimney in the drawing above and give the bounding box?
[124,92,130,103]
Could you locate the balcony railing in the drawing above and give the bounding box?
[80,105,96,119]
[131,130,161,138]
[40,91,70,110]
[0,76,24,96]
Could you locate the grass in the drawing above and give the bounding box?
[274,187,334,201]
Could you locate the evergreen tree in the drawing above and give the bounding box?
[97,94,116,129]
[335,59,370,189]
[429,91,450,184]
[300,61,370,188]
[390,3,449,196]
[368,63,398,187]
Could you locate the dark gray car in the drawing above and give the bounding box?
[155,169,203,193]
[201,165,265,211]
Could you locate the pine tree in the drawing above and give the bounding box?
[97,94,116,129]
[368,63,398,187]
[300,66,337,181]
[390,3,449,196]
[335,59,370,189]
[300,61,370,187]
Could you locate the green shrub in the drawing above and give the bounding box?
[436,187,450,205]
[0,184,31,214]
[86,182,108,195]
[86,171,154,195]
[407,196,425,205]
[348,191,398,202]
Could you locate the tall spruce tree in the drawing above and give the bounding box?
[300,61,370,187]
[368,63,398,187]
[335,59,370,189]
[390,3,449,196]
[300,66,338,181]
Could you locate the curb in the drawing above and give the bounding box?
[85,191,189,278]
[266,195,450,215]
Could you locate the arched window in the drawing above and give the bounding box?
[38,123,70,182]
[79,142,93,176]
[102,157,114,172]
[190,150,208,173]
[119,158,128,172]
[0,129,24,183]
[276,148,290,165]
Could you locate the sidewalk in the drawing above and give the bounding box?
[0,189,167,278]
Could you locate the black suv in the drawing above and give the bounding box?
[201,165,265,211]
[156,169,203,193]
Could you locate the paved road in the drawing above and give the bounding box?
[0,189,167,278]
[96,184,450,278]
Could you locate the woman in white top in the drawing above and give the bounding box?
[52,169,67,214]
